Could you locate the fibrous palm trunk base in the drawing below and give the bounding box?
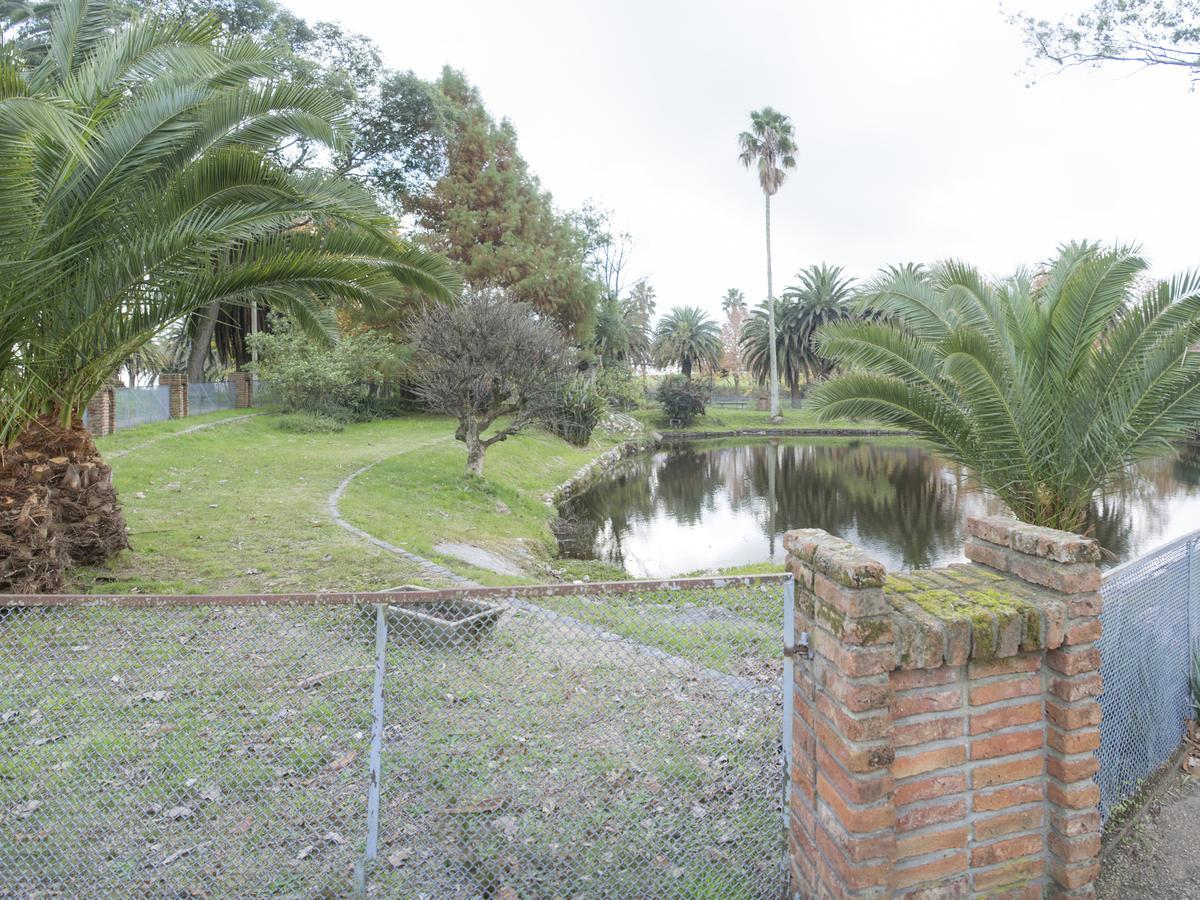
[0,416,129,592]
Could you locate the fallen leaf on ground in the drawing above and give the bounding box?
[164,806,192,821]
[387,848,412,868]
[295,844,316,860]
[327,750,357,772]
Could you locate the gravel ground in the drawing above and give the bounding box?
[1099,774,1200,899]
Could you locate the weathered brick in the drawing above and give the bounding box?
[966,516,1015,548]
[817,692,891,743]
[1049,859,1101,891]
[969,700,1042,735]
[1049,809,1101,838]
[817,773,894,833]
[1047,752,1100,783]
[965,537,1010,572]
[893,715,964,749]
[1046,647,1100,676]
[825,672,893,713]
[812,819,891,890]
[892,850,968,889]
[894,771,967,807]
[815,717,894,773]
[815,802,896,863]
[816,744,893,806]
[896,825,968,861]
[1065,617,1102,645]
[1045,699,1101,731]
[785,529,887,588]
[971,833,1043,868]
[1011,555,1101,594]
[974,782,1044,812]
[897,798,967,833]
[816,631,896,678]
[1048,778,1100,810]
[893,686,961,719]
[970,673,1041,707]
[843,614,894,646]
[811,570,891,616]
[1067,593,1102,617]
[1047,724,1101,755]
[893,744,966,779]
[972,754,1044,789]
[970,727,1044,761]
[973,855,1046,892]
[1049,829,1101,863]
[1007,522,1100,564]
[890,666,959,691]
[968,654,1040,679]
[896,877,971,900]
[975,806,1044,841]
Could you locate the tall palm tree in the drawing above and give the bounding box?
[740,298,807,403]
[0,0,458,588]
[809,242,1200,533]
[721,288,747,318]
[653,306,722,379]
[781,263,857,385]
[738,107,797,421]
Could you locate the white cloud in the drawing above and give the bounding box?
[286,0,1200,318]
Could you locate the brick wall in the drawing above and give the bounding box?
[159,373,188,418]
[84,386,115,436]
[227,371,252,409]
[787,515,1103,898]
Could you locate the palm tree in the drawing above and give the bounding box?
[809,242,1200,533]
[738,107,797,421]
[653,306,722,379]
[740,298,808,403]
[721,288,747,318]
[0,0,458,588]
[781,263,857,385]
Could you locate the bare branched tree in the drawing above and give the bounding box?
[410,291,572,476]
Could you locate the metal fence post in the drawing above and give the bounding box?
[354,603,388,898]
[781,574,795,890]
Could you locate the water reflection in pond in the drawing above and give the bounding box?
[557,439,1200,578]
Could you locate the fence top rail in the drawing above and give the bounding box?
[1102,527,1200,583]
[0,573,792,609]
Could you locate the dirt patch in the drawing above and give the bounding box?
[1099,774,1200,899]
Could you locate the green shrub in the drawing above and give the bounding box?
[595,363,642,410]
[548,377,608,446]
[249,315,399,422]
[271,412,344,433]
[658,375,707,426]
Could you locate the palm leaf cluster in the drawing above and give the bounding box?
[653,306,722,379]
[809,243,1200,532]
[0,0,458,447]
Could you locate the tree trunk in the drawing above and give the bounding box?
[790,380,800,406]
[682,357,693,379]
[186,300,222,383]
[0,413,129,591]
[765,193,781,421]
[462,418,486,477]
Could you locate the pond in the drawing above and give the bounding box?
[557,437,1200,578]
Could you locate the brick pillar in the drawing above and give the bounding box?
[786,517,1103,899]
[84,386,115,436]
[159,373,189,418]
[786,529,897,897]
[227,371,253,409]
[965,516,1104,898]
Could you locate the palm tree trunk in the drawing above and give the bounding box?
[186,300,221,383]
[765,194,781,420]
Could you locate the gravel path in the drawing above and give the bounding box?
[1099,774,1200,898]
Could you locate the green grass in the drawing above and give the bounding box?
[81,411,628,593]
[630,403,903,434]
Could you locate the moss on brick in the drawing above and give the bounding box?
[900,585,1042,659]
[817,601,846,638]
[857,618,890,644]
[885,575,918,594]
[907,588,973,622]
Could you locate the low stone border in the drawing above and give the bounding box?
[544,430,662,506]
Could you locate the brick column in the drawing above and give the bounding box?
[786,517,1103,899]
[965,517,1103,898]
[84,386,115,436]
[159,373,188,418]
[227,371,252,409]
[786,529,896,897]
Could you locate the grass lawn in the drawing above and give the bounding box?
[79,412,628,594]
[630,404,903,434]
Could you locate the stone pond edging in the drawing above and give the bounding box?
[544,424,911,508]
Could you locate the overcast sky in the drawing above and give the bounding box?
[288,0,1200,320]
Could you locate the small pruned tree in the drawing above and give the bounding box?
[410,291,572,476]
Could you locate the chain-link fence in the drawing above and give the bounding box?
[188,381,236,416]
[1097,528,1200,819]
[113,385,172,430]
[0,576,789,897]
